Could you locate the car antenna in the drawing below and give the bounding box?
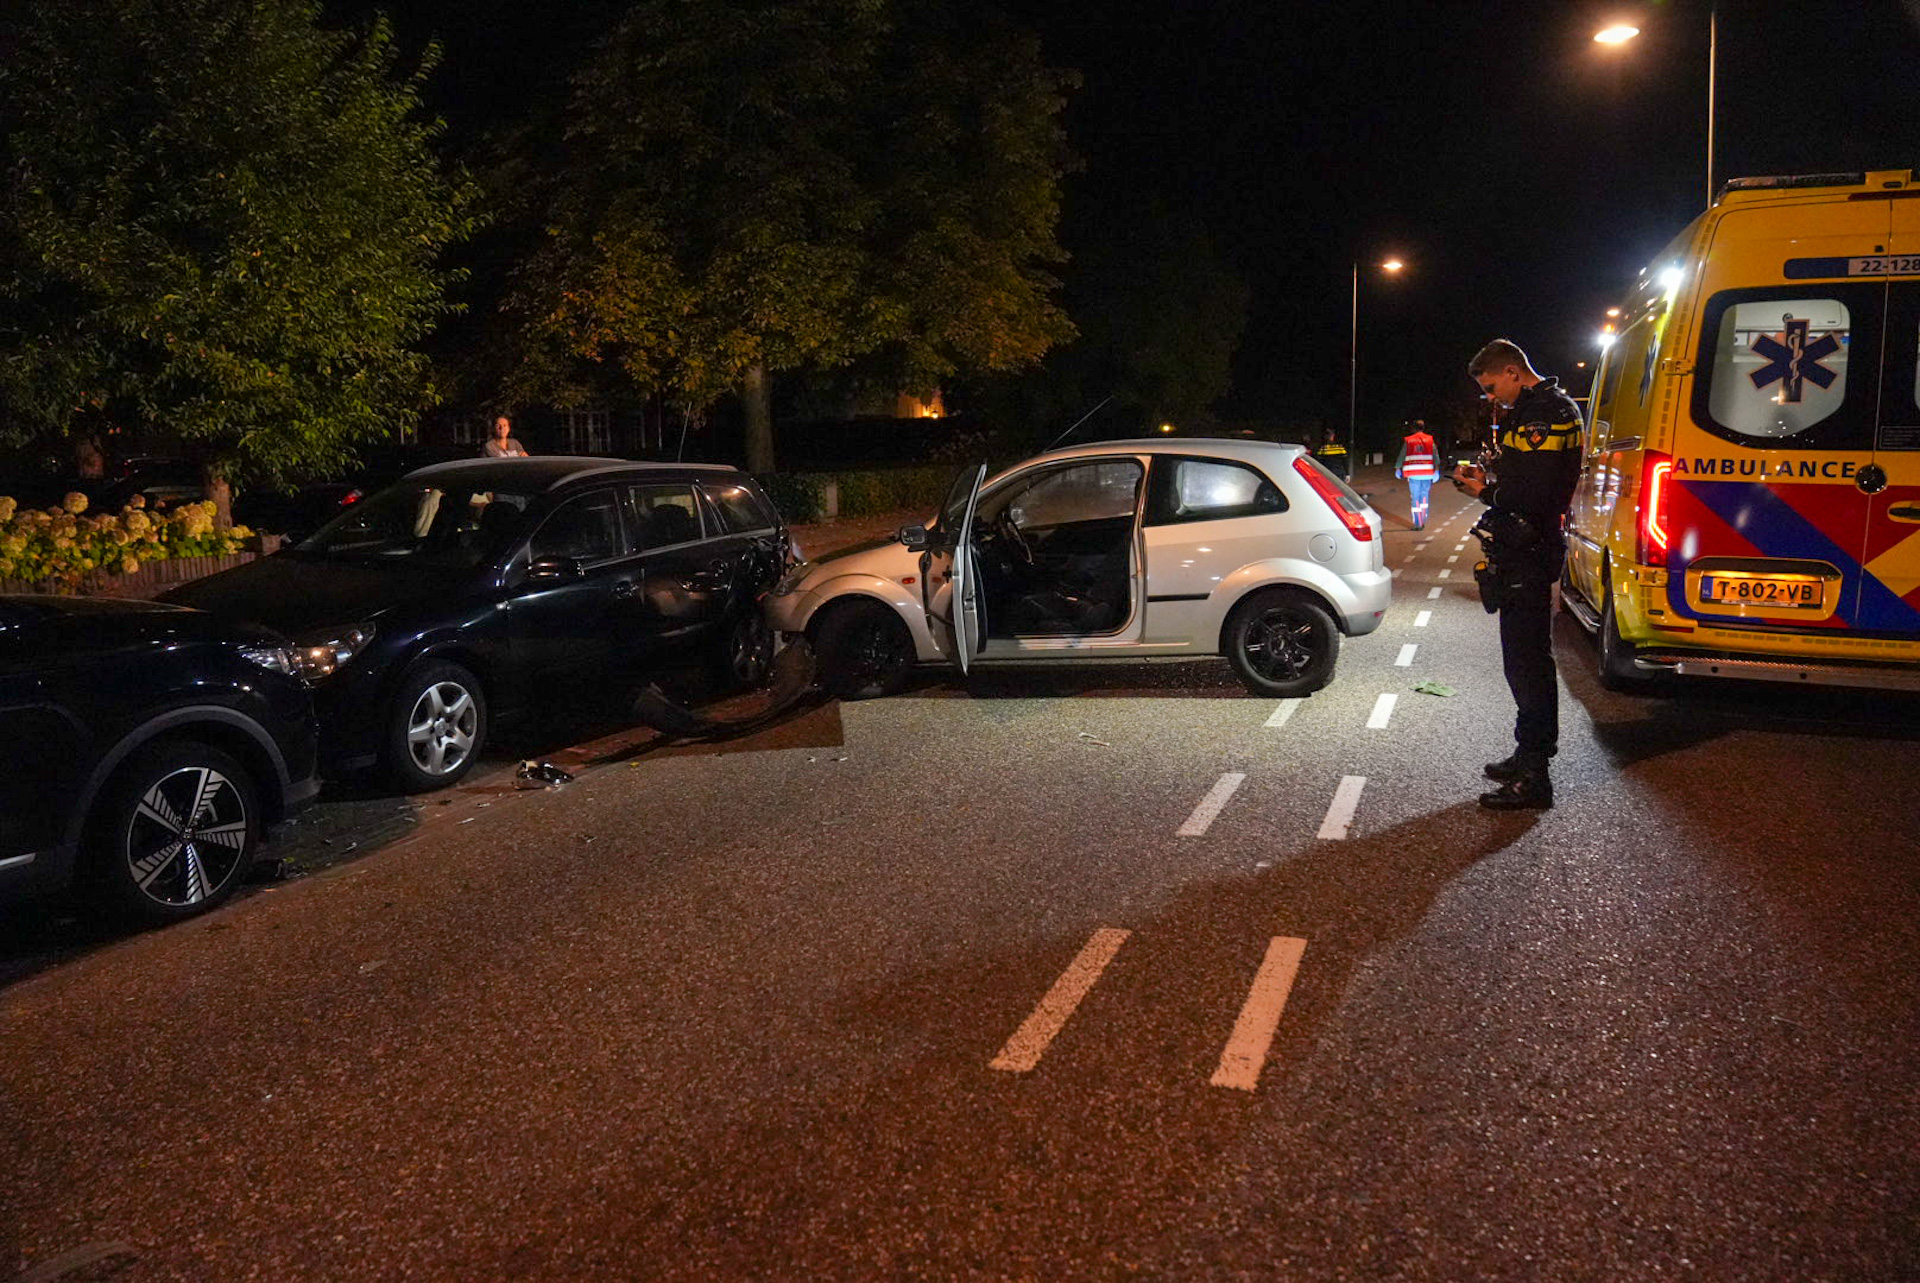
[1043,395,1113,453]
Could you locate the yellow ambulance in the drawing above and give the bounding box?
[1564,168,1920,691]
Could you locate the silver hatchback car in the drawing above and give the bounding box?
[766,439,1390,698]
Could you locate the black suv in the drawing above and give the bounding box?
[166,457,791,791]
[0,597,320,923]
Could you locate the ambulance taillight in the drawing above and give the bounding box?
[1638,454,1673,564]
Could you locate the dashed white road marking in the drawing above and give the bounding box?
[1317,776,1368,839]
[1454,543,1466,551]
[990,928,1131,1073]
[1178,773,1247,837]
[1427,587,1443,599]
[1365,694,1398,729]
[1446,555,1458,563]
[1211,936,1309,1092]
[1437,568,1452,579]
[1264,700,1301,729]
[1394,644,1418,667]
[1414,610,1432,627]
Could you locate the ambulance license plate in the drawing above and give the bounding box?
[1699,574,1824,609]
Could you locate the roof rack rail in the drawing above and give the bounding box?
[1721,172,1867,194]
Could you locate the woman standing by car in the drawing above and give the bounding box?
[484,415,530,458]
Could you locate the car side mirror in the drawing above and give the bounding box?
[898,523,929,551]
[526,555,586,582]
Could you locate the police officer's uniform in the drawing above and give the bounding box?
[1468,378,1581,806]
[1313,436,1350,479]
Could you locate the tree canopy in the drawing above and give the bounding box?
[0,0,477,507]
[505,0,1078,471]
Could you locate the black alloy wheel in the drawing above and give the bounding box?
[712,607,776,692]
[1225,590,1340,697]
[816,601,915,700]
[89,741,258,924]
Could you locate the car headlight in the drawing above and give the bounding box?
[238,643,300,676]
[288,623,376,680]
[770,564,813,597]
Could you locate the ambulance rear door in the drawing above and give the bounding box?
[1863,195,1920,635]
[1678,199,1891,632]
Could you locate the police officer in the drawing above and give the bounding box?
[1451,340,1582,810]
[1313,428,1351,480]
[1395,418,1438,529]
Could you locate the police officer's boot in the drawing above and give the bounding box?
[1483,753,1527,781]
[1479,770,1553,810]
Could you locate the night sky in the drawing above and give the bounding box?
[355,0,1920,439]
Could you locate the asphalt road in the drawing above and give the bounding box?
[4,480,1917,1281]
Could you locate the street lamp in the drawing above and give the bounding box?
[1595,11,1718,208]
[1349,257,1405,471]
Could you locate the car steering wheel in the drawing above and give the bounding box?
[995,510,1034,566]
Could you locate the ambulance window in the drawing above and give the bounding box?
[1693,286,1881,449]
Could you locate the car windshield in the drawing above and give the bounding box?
[296,482,536,567]
[932,463,986,540]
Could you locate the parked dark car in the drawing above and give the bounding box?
[0,596,319,923]
[235,443,475,541]
[166,457,792,792]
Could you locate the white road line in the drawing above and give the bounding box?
[1365,694,1397,729]
[1427,587,1443,599]
[1211,936,1308,1092]
[1414,610,1432,627]
[1447,555,1458,563]
[1178,772,1247,837]
[1454,544,1465,551]
[990,928,1131,1073]
[1437,568,1452,579]
[1317,775,1368,839]
[1264,700,1301,728]
[1394,644,1417,667]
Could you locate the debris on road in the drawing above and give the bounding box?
[515,760,575,789]
[1076,731,1113,746]
[1412,680,1458,697]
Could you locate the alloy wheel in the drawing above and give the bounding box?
[1244,608,1319,681]
[125,766,250,909]
[407,680,478,777]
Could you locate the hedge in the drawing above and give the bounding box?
[757,464,957,525]
[0,492,255,590]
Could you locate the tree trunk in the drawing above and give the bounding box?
[742,360,775,474]
[71,433,105,479]
[200,462,233,530]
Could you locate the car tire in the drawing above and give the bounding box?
[711,606,775,693]
[1224,590,1340,697]
[1597,593,1654,693]
[386,659,487,792]
[85,740,259,925]
[815,601,914,700]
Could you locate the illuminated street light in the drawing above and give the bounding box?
[1606,307,1622,318]
[1350,257,1409,471]
[1594,13,1718,208]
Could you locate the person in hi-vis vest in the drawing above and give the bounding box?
[1313,428,1350,480]
[1395,419,1438,529]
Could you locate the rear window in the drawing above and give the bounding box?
[1146,457,1287,525]
[1692,285,1883,448]
[703,480,776,533]
[628,484,704,549]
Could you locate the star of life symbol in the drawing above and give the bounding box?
[1749,315,1840,404]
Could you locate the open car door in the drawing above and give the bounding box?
[922,463,988,674]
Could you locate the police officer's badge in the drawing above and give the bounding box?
[1526,426,1548,450]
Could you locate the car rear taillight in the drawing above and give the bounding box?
[1637,453,1672,564]
[339,488,363,506]
[1292,456,1374,541]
